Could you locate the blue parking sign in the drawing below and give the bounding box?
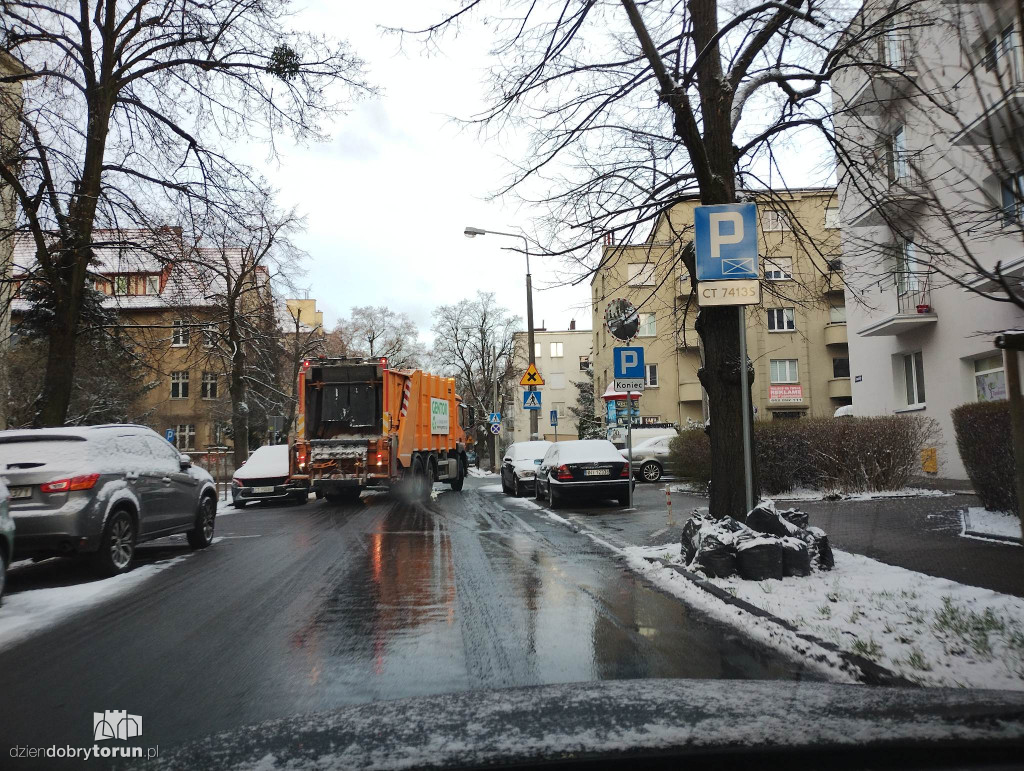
[613,347,645,379]
[165,428,175,443]
[695,203,759,281]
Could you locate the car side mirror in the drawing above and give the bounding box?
[179,454,192,471]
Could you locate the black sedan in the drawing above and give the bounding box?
[535,439,633,508]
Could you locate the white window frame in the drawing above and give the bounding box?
[974,355,1007,402]
[534,342,542,359]
[549,341,564,358]
[201,372,218,400]
[829,305,847,324]
[638,312,656,337]
[170,371,189,399]
[770,359,799,384]
[579,356,591,371]
[645,363,659,388]
[202,324,217,349]
[1001,170,1024,226]
[628,262,656,286]
[114,275,129,295]
[903,351,926,407]
[764,257,793,281]
[175,424,196,451]
[145,275,160,295]
[552,401,566,418]
[171,319,189,347]
[762,209,790,231]
[767,307,796,332]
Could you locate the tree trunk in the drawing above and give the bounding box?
[696,305,759,520]
[229,347,249,468]
[34,309,81,426]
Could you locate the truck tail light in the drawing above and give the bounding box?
[376,452,383,467]
[41,473,100,493]
[556,465,573,481]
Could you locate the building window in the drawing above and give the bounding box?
[773,410,805,420]
[553,401,565,417]
[628,262,656,285]
[770,359,799,384]
[762,209,790,231]
[203,324,217,348]
[201,372,218,399]
[982,23,1018,75]
[764,257,792,281]
[974,354,1007,402]
[172,319,189,347]
[903,351,926,406]
[550,341,564,358]
[146,275,160,295]
[885,126,911,186]
[534,342,542,359]
[114,275,129,295]
[829,305,847,324]
[645,363,659,388]
[833,358,850,379]
[882,25,910,68]
[825,207,840,229]
[638,312,656,337]
[1001,171,1024,225]
[170,371,189,399]
[175,424,196,451]
[767,307,796,332]
[895,238,923,294]
[579,356,591,371]
[211,421,229,447]
[548,372,566,389]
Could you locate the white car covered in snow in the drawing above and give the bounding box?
[499,440,552,497]
[231,444,310,507]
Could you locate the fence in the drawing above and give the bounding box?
[189,450,236,500]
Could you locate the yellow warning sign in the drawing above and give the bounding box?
[520,363,545,386]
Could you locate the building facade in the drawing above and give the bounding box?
[832,0,1024,478]
[591,189,848,434]
[511,325,592,442]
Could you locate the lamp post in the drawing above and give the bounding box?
[464,226,539,440]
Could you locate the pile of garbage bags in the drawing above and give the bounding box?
[680,502,834,580]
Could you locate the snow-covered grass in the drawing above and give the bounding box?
[773,488,958,502]
[0,554,193,651]
[962,507,1021,543]
[626,543,1024,691]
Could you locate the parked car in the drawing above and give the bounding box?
[621,434,675,482]
[0,479,12,602]
[466,448,478,468]
[232,444,309,507]
[0,425,218,576]
[500,440,552,497]
[535,439,633,508]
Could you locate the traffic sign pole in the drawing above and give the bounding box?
[738,306,754,514]
[626,399,633,510]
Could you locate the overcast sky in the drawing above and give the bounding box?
[239,1,595,343]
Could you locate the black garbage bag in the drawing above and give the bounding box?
[807,527,835,571]
[746,505,793,537]
[781,537,812,577]
[736,538,784,581]
[696,548,739,578]
[779,508,809,530]
[680,513,708,564]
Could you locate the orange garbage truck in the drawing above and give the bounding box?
[290,356,475,503]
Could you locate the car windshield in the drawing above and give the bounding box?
[4,2,1024,766]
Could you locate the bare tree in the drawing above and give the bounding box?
[280,302,325,440]
[334,305,425,369]
[431,291,521,465]
[0,0,371,426]
[397,1,897,518]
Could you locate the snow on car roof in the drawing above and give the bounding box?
[235,444,290,479]
[551,439,623,463]
[510,441,552,459]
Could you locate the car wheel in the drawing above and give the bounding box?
[512,475,522,497]
[548,481,561,509]
[93,508,137,576]
[187,495,216,549]
[640,461,663,483]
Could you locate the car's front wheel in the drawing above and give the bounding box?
[93,508,137,576]
[640,461,663,483]
[187,495,216,549]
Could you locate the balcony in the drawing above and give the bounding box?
[857,271,938,336]
[845,33,917,115]
[828,378,853,399]
[824,323,848,346]
[679,382,703,402]
[952,47,1024,146]
[848,151,927,227]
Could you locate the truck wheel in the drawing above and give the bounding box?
[422,459,435,501]
[449,455,465,492]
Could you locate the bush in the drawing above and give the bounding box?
[952,400,1018,515]
[668,415,940,495]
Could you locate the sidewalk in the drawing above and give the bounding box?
[553,485,1024,598]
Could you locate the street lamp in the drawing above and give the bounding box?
[463,225,538,441]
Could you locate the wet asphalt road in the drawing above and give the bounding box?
[0,476,812,766]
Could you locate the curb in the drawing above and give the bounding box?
[646,557,917,688]
[960,510,1023,546]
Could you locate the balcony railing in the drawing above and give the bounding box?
[881,31,913,70]
[857,271,937,336]
[895,270,932,313]
[885,149,923,190]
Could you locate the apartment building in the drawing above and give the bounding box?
[511,324,592,442]
[591,190,848,434]
[832,0,1024,478]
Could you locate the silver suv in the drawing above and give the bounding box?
[0,425,218,575]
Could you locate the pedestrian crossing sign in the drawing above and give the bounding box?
[522,390,542,410]
[520,363,545,386]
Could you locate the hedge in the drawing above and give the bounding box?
[952,400,1018,515]
[669,415,941,495]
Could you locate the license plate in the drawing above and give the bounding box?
[584,469,609,477]
[9,487,31,499]
[251,486,275,494]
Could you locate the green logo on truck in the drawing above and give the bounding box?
[430,397,450,434]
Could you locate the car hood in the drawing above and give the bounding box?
[512,460,541,475]
[150,679,1024,770]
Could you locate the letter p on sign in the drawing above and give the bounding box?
[694,203,759,281]
[709,212,743,258]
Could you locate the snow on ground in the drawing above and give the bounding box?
[467,468,496,478]
[962,507,1021,543]
[773,488,958,502]
[626,543,1024,691]
[478,483,504,493]
[0,554,193,651]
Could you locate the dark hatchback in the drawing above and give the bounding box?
[535,439,633,508]
[231,445,309,508]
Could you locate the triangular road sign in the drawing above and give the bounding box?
[520,363,545,386]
